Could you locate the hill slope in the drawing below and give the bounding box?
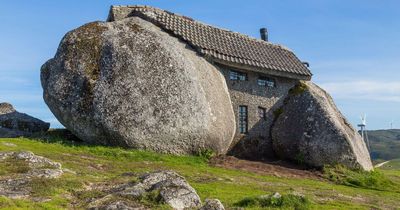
[367,129,400,160]
[0,134,400,209]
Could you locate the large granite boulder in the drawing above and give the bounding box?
[0,102,50,135]
[271,82,373,171]
[41,17,235,155]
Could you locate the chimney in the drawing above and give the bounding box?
[302,62,310,68]
[260,28,268,41]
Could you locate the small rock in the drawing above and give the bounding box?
[91,200,145,210]
[117,171,201,210]
[200,199,225,210]
[0,151,64,198]
[271,192,281,199]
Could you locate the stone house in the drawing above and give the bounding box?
[107,5,312,159]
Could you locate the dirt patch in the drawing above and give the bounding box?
[210,155,324,180]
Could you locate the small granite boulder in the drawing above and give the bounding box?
[271,81,373,171]
[200,199,225,210]
[118,171,202,210]
[0,102,50,135]
[0,151,64,199]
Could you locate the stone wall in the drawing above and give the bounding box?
[217,64,297,159]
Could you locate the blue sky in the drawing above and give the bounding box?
[0,0,399,130]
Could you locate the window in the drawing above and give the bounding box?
[238,106,248,134]
[258,107,266,120]
[230,70,247,81]
[257,76,276,87]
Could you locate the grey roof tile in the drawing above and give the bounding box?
[108,5,312,80]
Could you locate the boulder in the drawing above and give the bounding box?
[200,199,225,210]
[0,102,15,114]
[41,17,235,155]
[0,151,64,199]
[117,171,202,209]
[271,81,373,171]
[0,102,50,134]
[0,127,27,138]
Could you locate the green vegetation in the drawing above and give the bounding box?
[0,134,400,209]
[288,81,308,95]
[234,193,310,209]
[367,129,400,160]
[323,164,398,192]
[380,159,400,170]
[0,157,30,175]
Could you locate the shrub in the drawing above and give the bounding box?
[234,193,310,209]
[323,164,397,191]
[197,149,215,160]
[289,82,308,95]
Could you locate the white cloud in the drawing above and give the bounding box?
[319,80,400,102]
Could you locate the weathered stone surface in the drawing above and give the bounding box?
[41,17,235,155]
[0,127,28,138]
[200,199,225,210]
[272,81,373,170]
[0,151,64,198]
[90,200,147,210]
[117,171,202,210]
[0,102,15,114]
[0,102,50,134]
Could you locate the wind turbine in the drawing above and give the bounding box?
[358,114,370,151]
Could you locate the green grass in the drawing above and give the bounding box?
[0,157,30,175]
[380,159,400,170]
[0,135,400,209]
[234,193,310,210]
[323,164,399,192]
[367,129,400,160]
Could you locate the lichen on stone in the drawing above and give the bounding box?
[288,81,308,95]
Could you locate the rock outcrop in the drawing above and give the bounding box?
[200,199,225,210]
[117,171,202,209]
[0,151,64,199]
[0,103,50,137]
[41,17,235,155]
[271,82,373,171]
[88,171,202,210]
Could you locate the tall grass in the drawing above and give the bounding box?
[323,164,398,192]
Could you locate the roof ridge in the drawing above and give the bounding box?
[108,5,312,79]
[110,5,292,52]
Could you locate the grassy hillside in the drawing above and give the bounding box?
[379,159,400,170]
[1,135,400,209]
[367,129,400,160]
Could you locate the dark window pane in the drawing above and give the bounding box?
[258,76,275,87]
[258,107,266,120]
[239,105,248,134]
[230,70,247,81]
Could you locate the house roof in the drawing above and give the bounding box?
[107,5,312,80]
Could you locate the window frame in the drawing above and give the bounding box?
[258,107,267,121]
[238,105,248,134]
[257,76,276,88]
[229,70,247,81]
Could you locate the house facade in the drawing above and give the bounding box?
[108,5,312,159]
